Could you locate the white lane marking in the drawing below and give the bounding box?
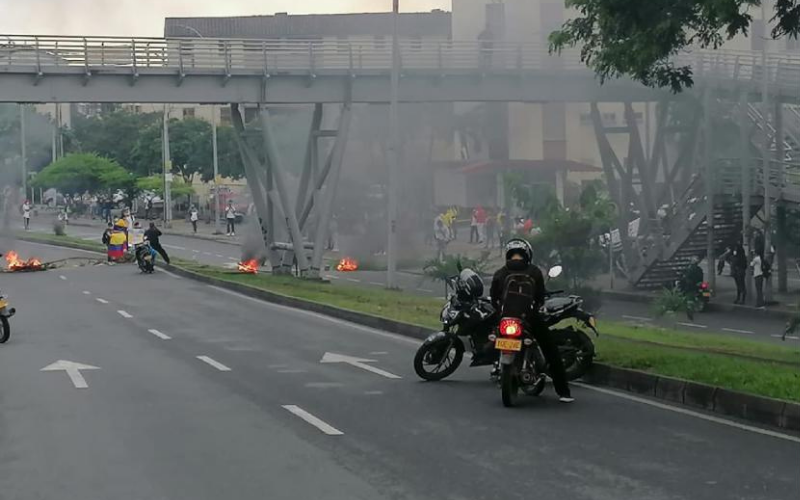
[163,244,186,250]
[328,275,341,280]
[417,288,434,293]
[197,355,231,371]
[41,360,100,389]
[59,275,67,281]
[82,290,91,295]
[96,298,109,304]
[227,257,238,261]
[268,364,289,369]
[203,252,213,256]
[369,351,389,355]
[215,254,225,258]
[192,249,200,253]
[281,405,344,436]
[320,352,402,379]
[369,281,384,286]
[677,322,708,329]
[723,327,755,335]
[346,278,361,283]
[117,310,133,319]
[574,383,800,444]
[157,268,182,279]
[772,334,800,340]
[305,382,344,389]
[364,390,384,396]
[148,329,172,340]
[208,285,419,346]
[623,315,653,322]
[277,369,308,374]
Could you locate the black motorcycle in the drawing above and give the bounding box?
[135,241,156,274]
[413,266,598,385]
[494,266,598,407]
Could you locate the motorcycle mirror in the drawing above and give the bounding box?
[548,266,563,279]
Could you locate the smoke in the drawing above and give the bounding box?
[0,0,450,36]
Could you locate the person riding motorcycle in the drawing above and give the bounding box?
[489,239,574,403]
[679,255,704,296]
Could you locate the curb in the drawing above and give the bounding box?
[584,364,800,431]
[18,236,800,433]
[165,263,800,433]
[65,220,241,247]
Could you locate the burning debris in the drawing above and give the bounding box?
[336,257,359,272]
[4,251,45,272]
[238,259,259,274]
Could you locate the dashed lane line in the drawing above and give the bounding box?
[772,334,800,340]
[677,322,708,329]
[722,327,755,335]
[369,281,384,286]
[59,275,67,281]
[197,355,232,371]
[148,329,172,340]
[117,310,133,319]
[281,405,343,436]
[346,278,361,283]
[96,298,109,304]
[82,291,91,295]
[623,315,653,322]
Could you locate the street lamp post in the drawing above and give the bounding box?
[761,0,772,304]
[212,106,221,234]
[386,0,400,289]
[19,104,27,201]
[163,105,173,228]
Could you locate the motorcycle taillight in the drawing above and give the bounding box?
[700,282,709,290]
[499,318,523,338]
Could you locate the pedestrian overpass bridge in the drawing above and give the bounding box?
[1,34,799,104]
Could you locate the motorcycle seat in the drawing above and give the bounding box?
[544,297,573,312]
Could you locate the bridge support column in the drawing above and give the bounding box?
[703,89,716,292]
[775,101,788,293]
[739,92,753,300]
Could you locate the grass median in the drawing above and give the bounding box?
[14,233,800,403]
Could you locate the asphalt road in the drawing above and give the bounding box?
[0,240,798,500]
[20,218,800,345]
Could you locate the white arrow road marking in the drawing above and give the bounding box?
[197,355,231,371]
[148,329,171,340]
[41,360,100,389]
[320,352,402,379]
[281,405,344,436]
[117,310,133,319]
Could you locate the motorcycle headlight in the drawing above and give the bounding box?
[440,304,460,324]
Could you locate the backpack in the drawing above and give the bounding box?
[501,271,538,320]
[761,258,772,278]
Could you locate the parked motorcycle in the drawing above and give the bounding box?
[135,241,157,274]
[493,266,598,406]
[0,292,17,344]
[413,266,598,386]
[675,279,712,312]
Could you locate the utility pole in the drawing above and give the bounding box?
[163,105,173,228]
[761,0,772,304]
[20,105,27,199]
[212,105,221,234]
[386,0,400,289]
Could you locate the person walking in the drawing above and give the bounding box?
[189,205,199,234]
[434,215,450,261]
[470,208,479,244]
[730,242,747,304]
[21,199,31,230]
[475,205,487,244]
[225,200,237,236]
[144,222,171,264]
[751,251,765,308]
[484,207,496,249]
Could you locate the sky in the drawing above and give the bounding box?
[0,0,451,36]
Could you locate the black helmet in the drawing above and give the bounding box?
[505,238,533,264]
[456,268,484,300]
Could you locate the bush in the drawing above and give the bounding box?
[653,287,699,320]
[53,220,65,236]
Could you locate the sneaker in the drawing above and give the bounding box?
[559,396,575,404]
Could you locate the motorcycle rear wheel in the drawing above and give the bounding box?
[413,338,464,381]
[0,316,10,344]
[501,365,519,407]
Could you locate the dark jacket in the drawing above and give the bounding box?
[144,227,162,245]
[490,262,546,314]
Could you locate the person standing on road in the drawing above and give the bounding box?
[434,216,450,261]
[470,208,479,244]
[189,205,199,234]
[475,205,487,244]
[225,200,236,236]
[21,200,31,230]
[730,242,747,305]
[751,251,765,308]
[484,207,496,249]
[144,222,170,264]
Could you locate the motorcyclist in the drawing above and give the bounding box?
[489,239,574,403]
[679,255,704,297]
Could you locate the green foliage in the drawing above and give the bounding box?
[0,105,56,176]
[653,287,700,319]
[136,175,195,198]
[32,153,134,195]
[549,0,800,92]
[503,172,560,220]
[422,254,488,283]
[70,110,161,174]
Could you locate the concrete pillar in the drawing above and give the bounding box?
[775,101,788,293]
[703,89,716,292]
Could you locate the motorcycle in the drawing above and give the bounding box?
[413,266,598,386]
[0,291,16,344]
[135,240,157,274]
[675,279,712,313]
[493,266,598,407]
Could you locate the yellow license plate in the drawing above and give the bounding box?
[495,338,522,351]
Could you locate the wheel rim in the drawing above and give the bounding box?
[422,345,457,375]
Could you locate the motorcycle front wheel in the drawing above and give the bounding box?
[0,316,10,344]
[501,365,519,407]
[413,337,464,381]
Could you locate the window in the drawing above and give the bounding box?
[602,112,617,125]
[182,108,195,119]
[580,113,592,125]
[133,105,142,114]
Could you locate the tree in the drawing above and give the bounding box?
[32,153,134,196]
[504,173,561,221]
[549,0,800,92]
[136,175,195,198]
[70,109,161,175]
[0,104,56,180]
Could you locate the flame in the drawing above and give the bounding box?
[5,251,43,271]
[237,259,259,274]
[336,257,359,272]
